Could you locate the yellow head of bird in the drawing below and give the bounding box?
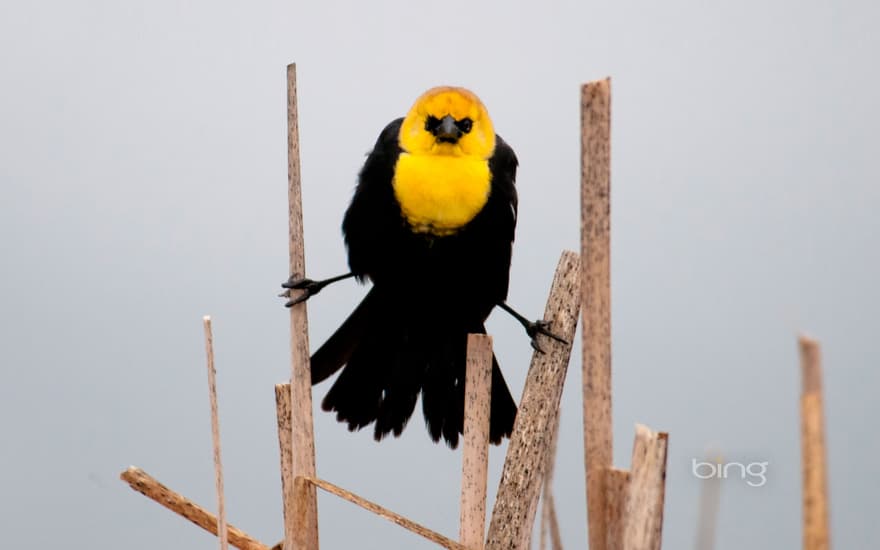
[399,87,496,158]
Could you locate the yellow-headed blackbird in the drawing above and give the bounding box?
[283,87,561,448]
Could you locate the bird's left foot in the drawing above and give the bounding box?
[524,319,569,354]
[498,301,569,353]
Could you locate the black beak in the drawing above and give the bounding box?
[434,115,461,143]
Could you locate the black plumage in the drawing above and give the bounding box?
[309,114,520,448]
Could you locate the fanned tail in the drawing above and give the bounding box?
[309,287,380,384]
[420,324,517,448]
[312,292,517,448]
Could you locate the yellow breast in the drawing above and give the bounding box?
[392,153,491,236]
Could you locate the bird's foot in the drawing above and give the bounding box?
[279,272,356,307]
[279,276,326,307]
[525,319,569,354]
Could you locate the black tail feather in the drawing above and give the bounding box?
[373,332,425,440]
[320,330,391,431]
[421,334,459,446]
[312,293,517,447]
[420,330,517,449]
[488,355,517,443]
[310,287,379,384]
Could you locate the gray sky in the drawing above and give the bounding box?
[1,0,878,548]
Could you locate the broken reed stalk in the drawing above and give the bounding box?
[275,383,294,534]
[540,501,549,550]
[540,487,564,550]
[485,250,581,550]
[540,405,564,550]
[203,316,229,550]
[799,336,830,550]
[272,384,464,550]
[539,469,553,550]
[460,334,493,549]
[693,453,722,550]
[298,476,468,550]
[284,62,319,550]
[540,484,564,550]
[622,425,668,550]
[275,388,326,550]
[546,493,564,550]
[604,468,630,550]
[119,466,270,550]
[581,77,613,550]
[539,492,565,550]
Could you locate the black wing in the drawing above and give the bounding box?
[488,134,519,243]
[468,133,518,304]
[342,118,404,280]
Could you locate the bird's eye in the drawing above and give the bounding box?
[456,118,473,133]
[425,116,441,133]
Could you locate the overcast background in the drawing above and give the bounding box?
[2,1,878,548]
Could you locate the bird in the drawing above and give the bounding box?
[281,86,564,448]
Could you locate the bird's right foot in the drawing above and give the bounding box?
[279,276,325,307]
[279,272,356,307]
